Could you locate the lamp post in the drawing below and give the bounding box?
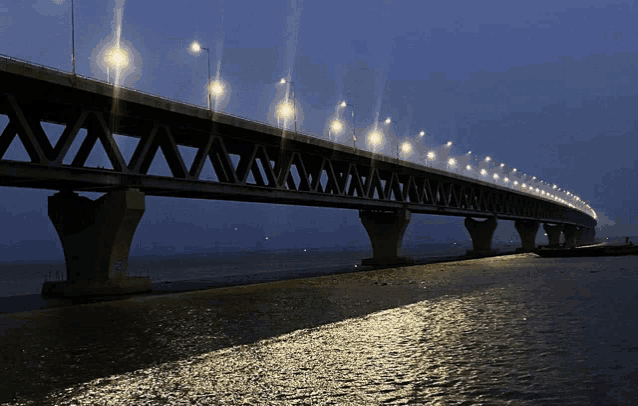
[190,41,212,110]
[384,117,398,158]
[280,78,297,133]
[70,0,76,75]
[340,101,356,149]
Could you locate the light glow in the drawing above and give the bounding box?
[330,120,344,134]
[401,141,413,155]
[104,46,129,69]
[427,151,436,160]
[208,81,225,98]
[190,41,202,54]
[385,118,391,124]
[480,169,487,176]
[368,130,383,146]
[448,158,457,167]
[419,131,425,136]
[276,100,295,120]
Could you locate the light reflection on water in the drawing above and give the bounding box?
[2,255,638,405]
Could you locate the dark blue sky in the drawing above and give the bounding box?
[1,0,637,259]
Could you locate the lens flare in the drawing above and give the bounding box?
[190,41,202,54]
[276,101,294,120]
[209,81,225,98]
[368,130,382,146]
[330,120,344,134]
[104,47,129,69]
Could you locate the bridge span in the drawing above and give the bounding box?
[0,55,596,296]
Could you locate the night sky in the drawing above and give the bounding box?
[1,0,637,261]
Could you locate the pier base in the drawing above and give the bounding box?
[583,227,596,244]
[574,227,584,245]
[543,223,562,247]
[42,189,151,297]
[465,216,498,256]
[514,220,539,252]
[562,224,577,247]
[360,209,414,266]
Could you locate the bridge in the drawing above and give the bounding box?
[0,55,597,297]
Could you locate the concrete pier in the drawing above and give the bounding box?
[514,220,539,252]
[43,188,151,297]
[574,227,584,245]
[465,216,498,256]
[360,209,414,266]
[562,224,578,247]
[543,223,562,247]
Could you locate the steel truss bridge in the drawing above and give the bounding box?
[0,55,596,296]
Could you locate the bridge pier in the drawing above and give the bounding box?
[574,227,584,245]
[543,223,562,247]
[514,220,539,252]
[360,209,414,266]
[562,224,578,247]
[42,189,151,297]
[465,216,498,256]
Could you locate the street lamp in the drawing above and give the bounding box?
[69,0,76,75]
[384,117,398,158]
[426,150,436,166]
[340,101,357,149]
[280,78,297,133]
[104,46,129,83]
[190,41,212,110]
[400,141,413,159]
[276,100,295,126]
[329,118,344,141]
[367,129,383,152]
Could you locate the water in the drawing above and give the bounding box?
[1,253,637,404]
[0,243,474,299]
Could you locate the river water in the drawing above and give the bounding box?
[1,253,637,405]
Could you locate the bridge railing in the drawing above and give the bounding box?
[0,53,595,220]
[0,53,325,143]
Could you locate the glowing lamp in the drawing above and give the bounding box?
[190,41,202,54]
[368,130,382,146]
[104,47,129,69]
[330,120,344,134]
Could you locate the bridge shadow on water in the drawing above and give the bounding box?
[0,251,517,403]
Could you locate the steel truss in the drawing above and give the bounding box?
[0,62,595,228]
